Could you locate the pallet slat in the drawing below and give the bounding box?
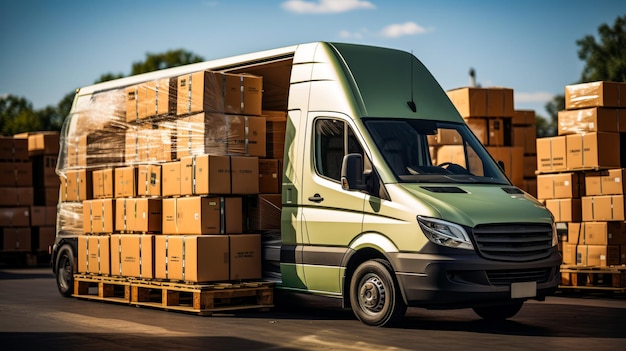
[72,274,274,315]
[559,265,626,292]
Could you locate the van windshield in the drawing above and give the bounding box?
[363,119,510,185]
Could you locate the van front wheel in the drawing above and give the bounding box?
[56,245,75,297]
[350,259,406,327]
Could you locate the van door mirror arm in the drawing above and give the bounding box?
[341,153,367,191]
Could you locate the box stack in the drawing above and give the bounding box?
[59,69,285,283]
[537,81,626,269]
[512,110,538,197]
[446,87,526,190]
[0,132,60,265]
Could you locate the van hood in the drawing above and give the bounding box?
[399,183,553,227]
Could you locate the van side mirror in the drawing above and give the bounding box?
[341,153,366,191]
[497,160,505,172]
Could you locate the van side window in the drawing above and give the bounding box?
[314,118,364,182]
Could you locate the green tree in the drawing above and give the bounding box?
[577,15,626,82]
[130,49,204,75]
[0,95,42,135]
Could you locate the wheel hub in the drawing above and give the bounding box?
[359,275,386,313]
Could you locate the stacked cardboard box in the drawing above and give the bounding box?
[61,69,285,283]
[446,87,527,190]
[0,132,59,263]
[512,110,538,197]
[537,81,626,267]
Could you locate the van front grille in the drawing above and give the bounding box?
[472,223,553,262]
[486,268,551,285]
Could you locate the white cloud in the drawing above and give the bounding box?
[282,0,375,14]
[514,91,554,104]
[339,28,368,39]
[379,22,427,38]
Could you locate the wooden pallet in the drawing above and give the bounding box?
[129,279,274,315]
[72,274,274,315]
[73,274,131,303]
[559,265,626,292]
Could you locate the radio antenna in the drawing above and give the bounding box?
[407,51,416,112]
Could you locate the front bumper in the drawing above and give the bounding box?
[388,246,562,309]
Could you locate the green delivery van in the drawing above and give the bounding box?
[52,42,562,327]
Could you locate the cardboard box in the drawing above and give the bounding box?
[110,234,154,278]
[512,110,535,126]
[231,156,259,194]
[83,199,115,234]
[0,207,30,227]
[0,162,32,187]
[77,235,110,275]
[1,228,31,252]
[577,244,620,267]
[114,166,137,198]
[61,169,92,202]
[115,198,161,233]
[585,168,626,196]
[229,234,262,280]
[248,194,282,231]
[177,113,266,157]
[92,168,114,199]
[582,195,625,221]
[487,118,512,146]
[14,131,60,156]
[512,125,536,154]
[35,226,55,252]
[0,136,29,161]
[266,120,286,159]
[523,155,537,178]
[161,198,177,235]
[561,243,579,265]
[565,81,625,110]
[142,78,177,118]
[176,71,262,116]
[584,222,626,245]
[566,132,620,170]
[37,186,59,206]
[259,159,282,194]
[161,161,181,197]
[66,134,87,167]
[31,155,60,188]
[536,136,567,173]
[175,196,243,235]
[0,187,33,206]
[136,164,161,197]
[536,173,584,200]
[180,155,231,196]
[567,222,582,244]
[545,198,581,222]
[522,178,537,198]
[155,235,230,282]
[447,87,488,117]
[486,88,514,117]
[558,107,625,135]
[30,206,56,226]
[126,85,140,122]
[464,118,488,145]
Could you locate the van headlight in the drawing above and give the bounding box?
[418,216,473,250]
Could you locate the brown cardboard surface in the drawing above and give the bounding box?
[0,187,33,206]
[565,81,623,110]
[259,159,282,194]
[584,169,626,196]
[36,226,55,252]
[110,234,154,278]
[578,244,620,267]
[248,194,282,231]
[536,173,584,200]
[161,198,177,234]
[485,146,524,186]
[0,136,29,161]
[512,125,536,154]
[0,207,30,227]
[567,222,582,244]
[446,87,488,117]
[60,169,92,202]
[83,199,115,234]
[512,110,535,125]
[161,161,181,197]
[566,132,620,170]
[181,155,231,196]
[229,234,262,280]
[136,164,161,197]
[14,131,60,156]
[77,235,110,275]
[0,162,32,187]
[584,221,626,245]
[155,235,229,282]
[545,198,582,222]
[92,168,114,199]
[231,156,259,194]
[582,195,625,221]
[1,227,31,252]
[114,166,137,198]
[557,107,624,135]
[536,136,567,173]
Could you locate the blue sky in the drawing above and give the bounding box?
[1,0,624,119]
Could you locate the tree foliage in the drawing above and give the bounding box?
[1,49,204,135]
[577,15,626,82]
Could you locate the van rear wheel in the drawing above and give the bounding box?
[56,245,75,297]
[350,259,406,327]
[472,302,523,320]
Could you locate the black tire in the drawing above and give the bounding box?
[56,245,75,297]
[472,302,524,320]
[349,259,407,327]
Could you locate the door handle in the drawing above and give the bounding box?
[308,193,324,203]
